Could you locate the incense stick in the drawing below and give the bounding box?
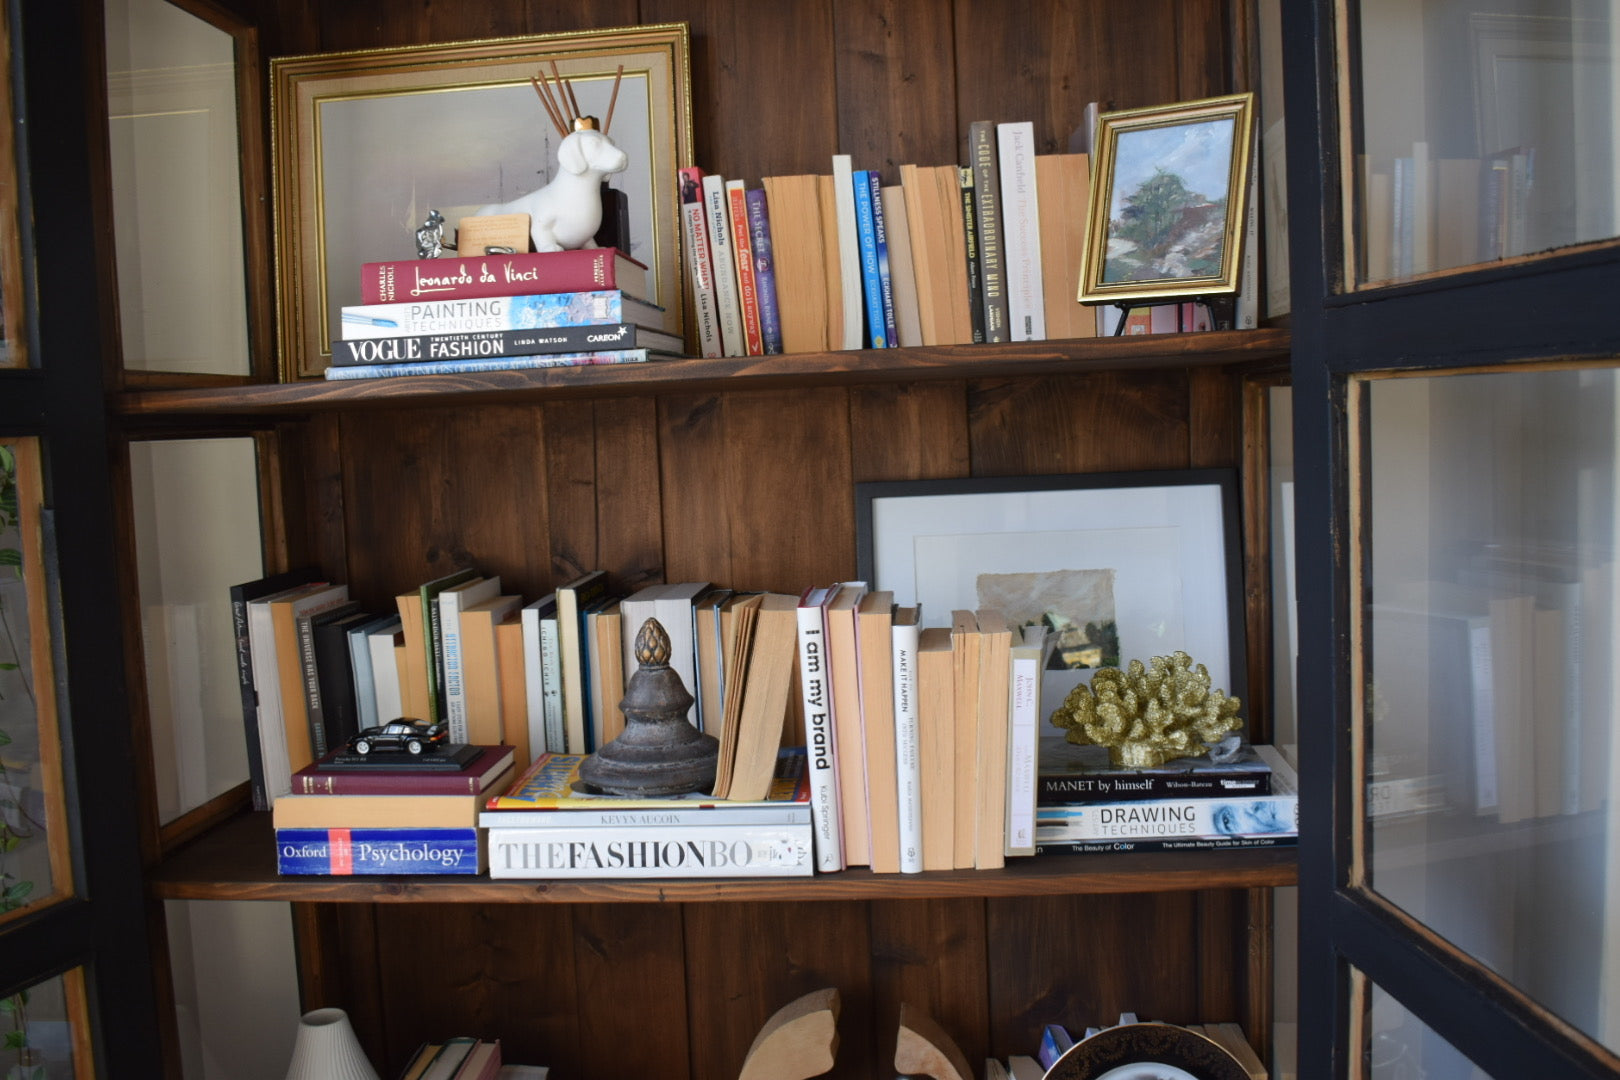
[530,74,568,138]
[603,64,624,134]
[550,60,583,122]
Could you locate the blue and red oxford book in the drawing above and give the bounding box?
[276,827,483,874]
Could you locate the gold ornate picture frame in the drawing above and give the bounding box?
[1079,93,1255,306]
[271,24,693,380]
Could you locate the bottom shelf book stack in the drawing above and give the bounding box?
[398,1037,549,1080]
[480,746,814,879]
[1032,742,1298,855]
[273,744,516,875]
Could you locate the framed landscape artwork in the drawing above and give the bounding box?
[855,470,1247,713]
[270,25,692,379]
[1079,93,1255,306]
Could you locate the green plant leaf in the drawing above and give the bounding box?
[0,728,12,745]
[3,1031,24,1050]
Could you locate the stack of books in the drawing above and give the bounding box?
[325,246,686,380]
[479,746,813,880]
[273,743,516,875]
[1032,741,1297,855]
[399,1037,548,1080]
[681,109,1254,358]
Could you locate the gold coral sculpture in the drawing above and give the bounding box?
[1049,650,1243,768]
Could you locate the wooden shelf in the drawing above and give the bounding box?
[149,811,1297,903]
[114,329,1291,417]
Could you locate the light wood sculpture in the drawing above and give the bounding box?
[895,1003,974,1080]
[737,987,841,1080]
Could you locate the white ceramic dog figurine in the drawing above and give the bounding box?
[476,126,629,252]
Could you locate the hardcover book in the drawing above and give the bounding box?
[486,821,813,879]
[996,120,1045,341]
[830,154,865,350]
[744,187,783,354]
[229,568,321,811]
[275,827,484,875]
[339,290,668,339]
[968,121,1009,342]
[359,247,648,305]
[1034,746,1297,843]
[890,604,922,873]
[322,349,660,381]
[1033,834,1298,856]
[726,179,765,355]
[330,323,681,366]
[484,745,810,813]
[759,173,831,354]
[294,744,515,794]
[679,165,723,358]
[271,764,516,830]
[853,168,887,348]
[866,171,898,348]
[957,165,987,344]
[700,172,746,357]
[795,585,843,872]
[1037,739,1274,802]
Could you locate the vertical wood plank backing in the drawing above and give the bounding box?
[1176,0,1235,102]
[660,392,735,583]
[643,0,839,180]
[849,381,972,484]
[292,904,387,1063]
[1240,376,1279,740]
[302,411,350,588]
[833,0,960,181]
[722,388,855,592]
[592,396,665,592]
[1196,888,1244,1021]
[870,898,991,1069]
[683,901,874,1080]
[572,904,693,1080]
[987,894,1211,1050]
[1189,367,1241,469]
[953,0,1205,158]
[968,371,1192,476]
[544,399,600,584]
[369,905,582,1074]
[337,407,551,607]
[1244,887,1275,1059]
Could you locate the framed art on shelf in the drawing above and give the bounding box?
[855,469,1247,711]
[270,24,693,379]
[1078,93,1255,306]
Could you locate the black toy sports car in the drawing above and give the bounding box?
[348,718,448,756]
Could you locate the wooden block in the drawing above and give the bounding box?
[737,987,840,1080]
[895,1002,973,1080]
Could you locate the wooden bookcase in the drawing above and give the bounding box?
[120,1,1295,1077]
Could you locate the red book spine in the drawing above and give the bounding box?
[726,182,765,355]
[360,249,630,305]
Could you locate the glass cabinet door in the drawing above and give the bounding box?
[1285,0,1620,1077]
[1349,0,1618,287]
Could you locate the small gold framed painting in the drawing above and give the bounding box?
[1078,93,1256,306]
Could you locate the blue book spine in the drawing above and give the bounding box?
[275,828,482,875]
[746,189,784,355]
[851,171,886,348]
[866,171,898,348]
[323,349,652,380]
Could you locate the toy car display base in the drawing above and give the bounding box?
[317,743,482,771]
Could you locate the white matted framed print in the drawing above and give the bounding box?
[270,24,692,379]
[1078,93,1255,306]
[855,470,1247,710]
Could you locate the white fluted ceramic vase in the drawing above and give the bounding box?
[284,1007,381,1080]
